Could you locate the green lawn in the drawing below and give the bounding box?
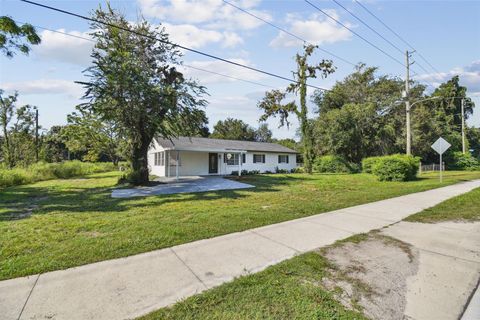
[1,170,479,280]
[406,186,480,223]
[139,252,367,320]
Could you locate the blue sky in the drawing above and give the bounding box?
[1,0,479,139]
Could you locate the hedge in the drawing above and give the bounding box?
[371,154,420,181]
[313,155,359,173]
[449,152,480,171]
[0,161,116,188]
[361,156,382,173]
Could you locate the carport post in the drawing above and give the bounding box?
[176,151,179,181]
[238,152,241,176]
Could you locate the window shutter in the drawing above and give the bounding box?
[262,155,265,163]
[286,155,289,163]
[224,153,227,163]
[278,155,281,163]
[242,154,246,163]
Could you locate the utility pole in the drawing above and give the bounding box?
[35,107,39,162]
[405,50,414,155]
[461,98,466,154]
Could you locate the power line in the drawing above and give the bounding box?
[332,0,404,55]
[18,21,277,89]
[222,0,356,67]
[304,0,408,70]
[20,0,329,91]
[182,64,275,88]
[353,0,440,74]
[332,0,430,75]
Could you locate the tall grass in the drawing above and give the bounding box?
[0,161,116,188]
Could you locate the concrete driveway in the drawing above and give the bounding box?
[111,176,254,198]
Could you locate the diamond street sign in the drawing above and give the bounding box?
[431,137,451,183]
[431,137,451,155]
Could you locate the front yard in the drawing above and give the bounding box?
[1,170,480,280]
[140,185,480,320]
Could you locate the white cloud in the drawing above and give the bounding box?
[163,23,243,48]
[270,11,352,47]
[2,79,84,99]
[415,60,480,96]
[35,29,93,66]
[138,0,272,30]
[180,58,268,84]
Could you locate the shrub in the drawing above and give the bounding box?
[449,152,480,170]
[362,156,382,173]
[291,167,304,173]
[371,154,420,181]
[0,161,116,188]
[275,167,289,174]
[313,155,356,173]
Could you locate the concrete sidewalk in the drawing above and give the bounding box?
[2,180,480,320]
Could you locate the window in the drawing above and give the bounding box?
[225,153,240,165]
[278,155,289,164]
[154,152,165,166]
[253,154,265,163]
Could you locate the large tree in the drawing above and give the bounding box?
[210,118,256,141]
[312,64,426,162]
[79,5,207,184]
[0,16,41,57]
[258,45,335,173]
[412,76,475,163]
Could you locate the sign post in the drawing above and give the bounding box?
[431,137,451,183]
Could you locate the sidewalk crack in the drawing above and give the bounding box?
[249,230,301,254]
[17,274,40,320]
[170,248,208,290]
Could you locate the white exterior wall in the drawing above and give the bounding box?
[148,140,167,177]
[147,142,297,177]
[229,152,297,174]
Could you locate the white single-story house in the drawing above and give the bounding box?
[148,136,298,178]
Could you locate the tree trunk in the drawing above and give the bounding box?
[298,64,314,174]
[129,138,150,185]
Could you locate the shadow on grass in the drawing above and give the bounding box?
[0,174,307,222]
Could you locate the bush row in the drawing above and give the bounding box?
[363,154,420,181]
[231,168,299,176]
[313,155,360,174]
[0,161,116,188]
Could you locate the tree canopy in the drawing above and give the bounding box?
[312,64,476,164]
[210,118,273,142]
[0,16,41,58]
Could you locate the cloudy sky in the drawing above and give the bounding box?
[1,0,479,139]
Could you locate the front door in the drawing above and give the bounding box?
[208,153,218,174]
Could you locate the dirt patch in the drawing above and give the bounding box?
[319,234,419,320]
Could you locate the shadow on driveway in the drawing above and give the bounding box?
[111,176,255,198]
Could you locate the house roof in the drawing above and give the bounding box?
[155,136,298,154]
